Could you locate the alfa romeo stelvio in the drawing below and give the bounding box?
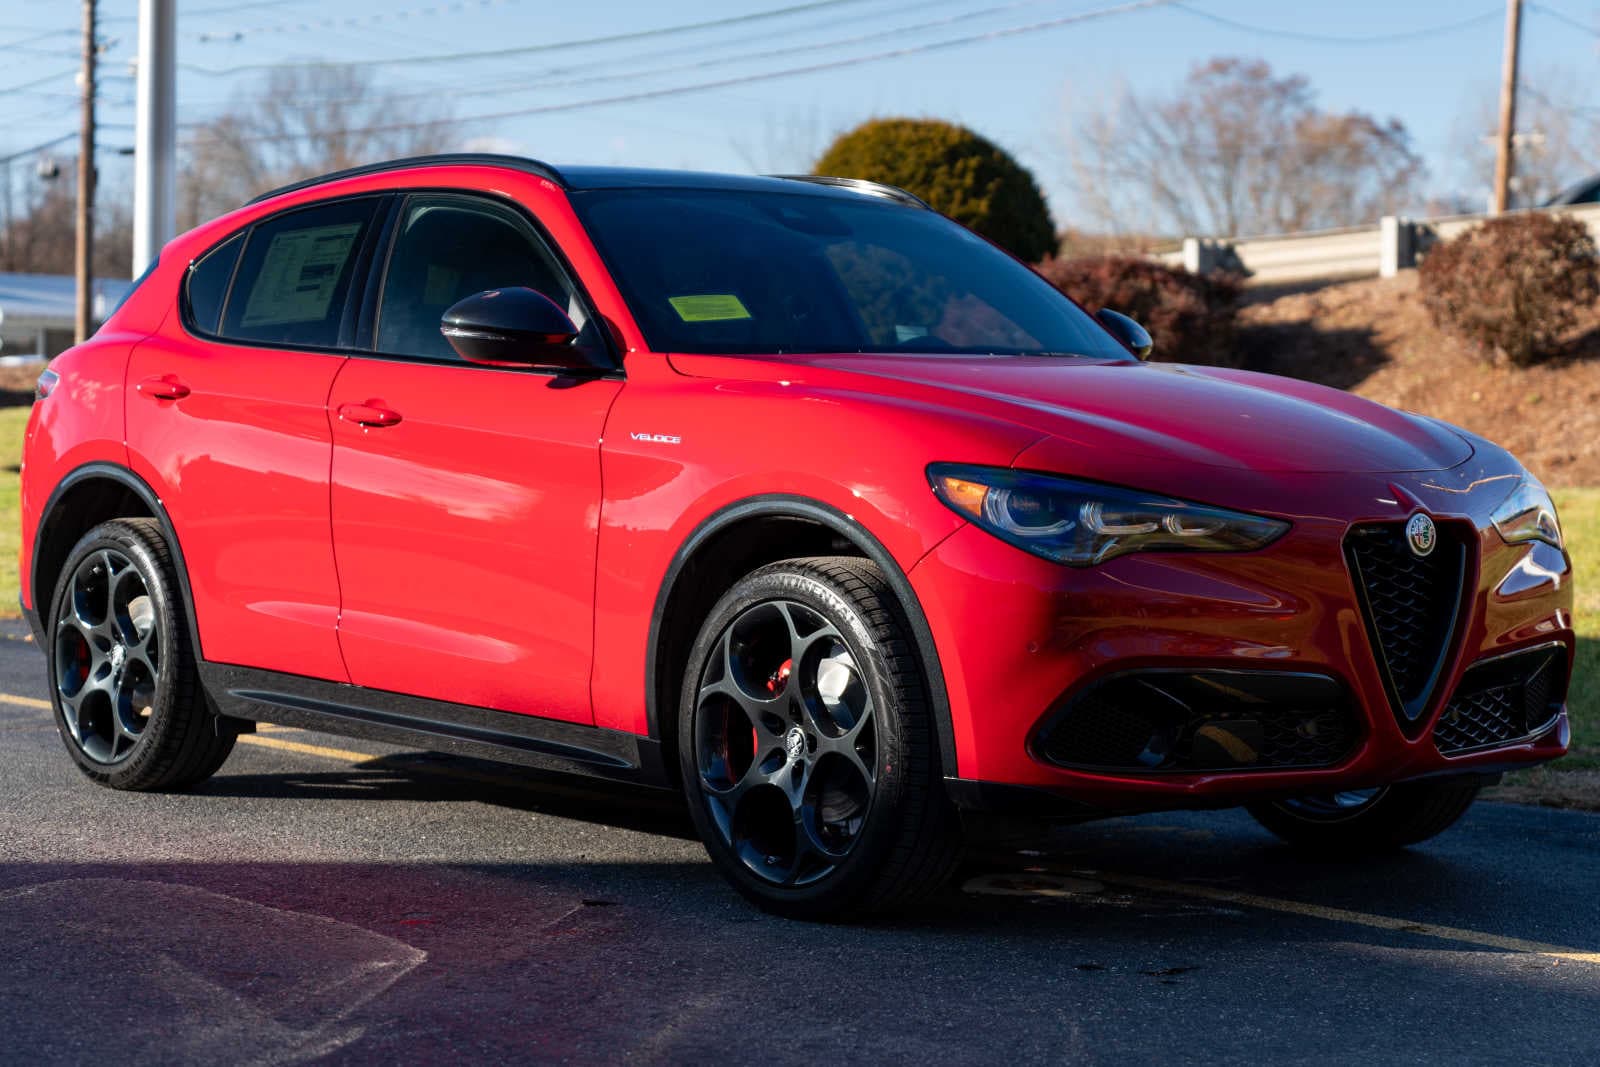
[20,156,1573,917]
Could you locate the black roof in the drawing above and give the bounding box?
[247,153,928,210]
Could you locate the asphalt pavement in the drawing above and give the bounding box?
[2,619,1599,1065]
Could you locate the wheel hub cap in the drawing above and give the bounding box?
[784,726,806,762]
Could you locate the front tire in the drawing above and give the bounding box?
[48,518,235,791]
[678,557,961,919]
[1247,779,1481,856]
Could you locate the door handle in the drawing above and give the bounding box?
[137,374,191,401]
[338,402,403,429]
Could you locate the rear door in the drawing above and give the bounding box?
[326,191,621,724]
[125,194,389,679]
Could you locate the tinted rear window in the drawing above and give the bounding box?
[219,198,380,349]
[573,187,1129,360]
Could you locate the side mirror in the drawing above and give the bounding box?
[440,287,604,371]
[1096,308,1153,360]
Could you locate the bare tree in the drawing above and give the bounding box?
[1448,67,1600,211]
[730,110,834,174]
[1066,58,1425,238]
[179,65,456,228]
[1,163,131,277]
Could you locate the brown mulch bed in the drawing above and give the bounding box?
[1487,767,1600,810]
[1239,274,1600,487]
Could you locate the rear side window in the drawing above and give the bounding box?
[184,233,243,335]
[219,198,380,349]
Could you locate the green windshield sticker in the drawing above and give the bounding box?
[669,294,752,322]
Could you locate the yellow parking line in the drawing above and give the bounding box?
[236,734,379,764]
[0,692,51,711]
[1091,872,1600,964]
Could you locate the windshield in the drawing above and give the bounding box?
[573,187,1132,360]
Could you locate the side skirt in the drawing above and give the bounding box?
[199,663,672,790]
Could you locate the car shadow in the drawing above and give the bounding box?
[191,745,1592,941]
[195,750,699,840]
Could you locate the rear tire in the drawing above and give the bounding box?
[47,518,235,791]
[678,556,961,920]
[1247,779,1481,856]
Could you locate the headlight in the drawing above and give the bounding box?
[1491,476,1563,550]
[928,463,1289,567]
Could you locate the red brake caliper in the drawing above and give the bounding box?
[762,658,794,751]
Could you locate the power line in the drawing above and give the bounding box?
[1171,2,1504,44]
[0,27,76,49]
[1526,2,1600,36]
[101,0,305,23]
[178,0,889,74]
[0,68,79,97]
[185,0,1178,144]
[462,0,1074,98]
[193,0,1075,109]
[193,0,521,43]
[178,0,971,109]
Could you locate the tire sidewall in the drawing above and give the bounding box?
[47,522,187,787]
[677,566,918,915]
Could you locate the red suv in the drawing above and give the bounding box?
[21,156,1574,917]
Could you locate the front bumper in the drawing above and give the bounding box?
[909,456,1574,815]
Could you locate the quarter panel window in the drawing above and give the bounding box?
[184,233,243,335]
[220,198,380,349]
[376,195,595,362]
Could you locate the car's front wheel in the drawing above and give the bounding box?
[48,518,236,791]
[678,557,961,919]
[1246,779,1481,855]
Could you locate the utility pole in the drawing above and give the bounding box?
[1492,0,1523,216]
[74,0,97,343]
[133,0,175,277]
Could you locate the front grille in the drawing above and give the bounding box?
[1344,522,1467,731]
[1035,670,1359,774]
[1435,646,1564,756]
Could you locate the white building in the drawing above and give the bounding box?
[0,273,132,363]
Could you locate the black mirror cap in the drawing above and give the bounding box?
[1096,307,1154,360]
[440,287,607,371]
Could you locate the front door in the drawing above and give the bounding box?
[327,192,621,724]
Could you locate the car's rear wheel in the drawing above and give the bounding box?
[48,518,235,791]
[1246,779,1481,855]
[678,557,961,919]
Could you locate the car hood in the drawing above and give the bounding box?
[674,353,1473,474]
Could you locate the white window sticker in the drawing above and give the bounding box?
[240,222,362,327]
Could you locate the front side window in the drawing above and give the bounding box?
[375,194,597,362]
[219,198,380,349]
[573,187,1131,360]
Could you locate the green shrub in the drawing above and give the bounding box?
[1420,212,1600,366]
[814,118,1056,261]
[1035,255,1243,366]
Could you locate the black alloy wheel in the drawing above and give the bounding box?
[54,545,161,764]
[694,597,879,887]
[48,519,236,791]
[1269,788,1387,822]
[1248,778,1481,855]
[679,557,960,919]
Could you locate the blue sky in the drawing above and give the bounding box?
[2,0,1597,226]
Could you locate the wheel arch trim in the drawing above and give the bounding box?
[31,461,204,660]
[644,493,958,775]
